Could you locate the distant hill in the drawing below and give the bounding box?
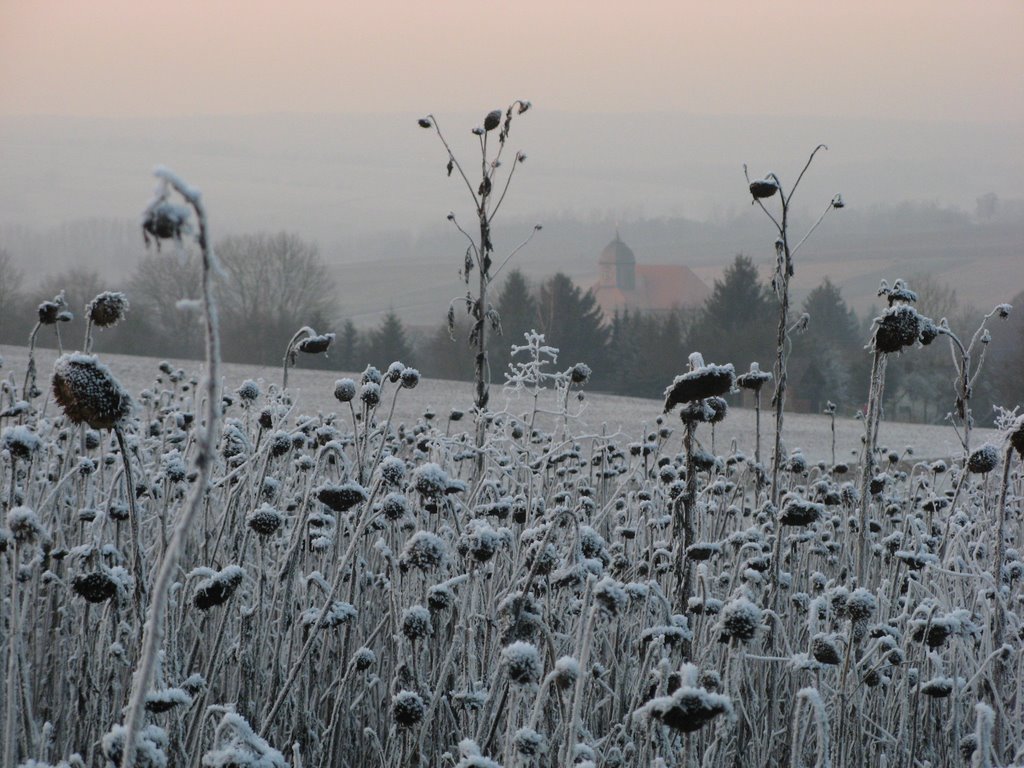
[2,111,1021,329]
[327,206,1024,328]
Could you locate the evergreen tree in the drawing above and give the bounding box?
[791,277,861,412]
[651,309,688,394]
[537,273,609,379]
[686,254,775,373]
[992,289,1024,413]
[491,269,538,383]
[419,319,471,382]
[604,310,638,394]
[366,310,414,367]
[602,308,689,397]
[335,319,361,372]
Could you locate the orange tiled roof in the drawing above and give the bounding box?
[591,264,709,317]
[635,265,710,309]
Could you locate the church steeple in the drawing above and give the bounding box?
[598,232,635,290]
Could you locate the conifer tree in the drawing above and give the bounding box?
[367,310,414,366]
[537,273,609,377]
[491,268,537,382]
[686,254,774,373]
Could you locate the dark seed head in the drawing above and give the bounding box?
[392,690,425,727]
[87,291,130,328]
[483,110,502,131]
[193,566,244,610]
[296,333,334,354]
[967,444,999,474]
[52,354,132,431]
[749,179,779,199]
[72,571,118,603]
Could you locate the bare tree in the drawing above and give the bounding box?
[128,249,204,358]
[215,232,338,366]
[0,249,26,343]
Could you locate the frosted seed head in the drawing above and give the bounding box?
[402,604,432,640]
[236,379,261,403]
[400,367,421,389]
[502,641,542,685]
[737,362,772,391]
[361,365,383,385]
[810,633,842,665]
[400,530,448,572]
[145,687,193,713]
[296,333,334,354]
[412,462,449,497]
[302,600,357,629]
[513,727,546,757]
[8,506,48,546]
[353,647,376,670]
[705,396,728,424]
[381,492,411,521]
[316,481,368,512]
[1010,415,1024,456]
[2,425,42,460]
[38,292,71,325]
[663,359,735,413]
[967,443,1000,474]
[247,504,284,537]
[379,456,407,486]
[635,684,733,732]
[72,571,118,602]
[333,378,357,402]
[52,354,132,430]
[392,690,425,727]
[718,594,763,642]
[872,305,922,354]
[553,656,579,689]
[86,291,129,328]
[142,199,191,248]
[386,361,405,382]
[428,583,456,612]
[193,566,244,610]
[570,362,592,384]
[102,723,169,768]
[359,382,381,407]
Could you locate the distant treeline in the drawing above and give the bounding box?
[1,233,1020,424]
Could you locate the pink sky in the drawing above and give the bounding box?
[1,0,1021,121]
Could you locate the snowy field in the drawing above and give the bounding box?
[1,343,993,464]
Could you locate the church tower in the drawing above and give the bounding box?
[598,232,635,290]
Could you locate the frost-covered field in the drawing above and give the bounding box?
[0,339,1021,767]
[1,345,994,464]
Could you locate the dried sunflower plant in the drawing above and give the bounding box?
[1,156,1022,768]
[419,102,541,457]
[745,146,844,505]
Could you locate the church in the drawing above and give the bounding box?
[590,233,710,319]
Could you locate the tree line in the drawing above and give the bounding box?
[1,234,1018,423]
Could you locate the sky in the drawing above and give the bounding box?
[0,0,1022,316]
[2,0,1022,122]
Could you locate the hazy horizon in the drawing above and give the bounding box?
[2,1,1021,324]
[2,109,1021,236]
